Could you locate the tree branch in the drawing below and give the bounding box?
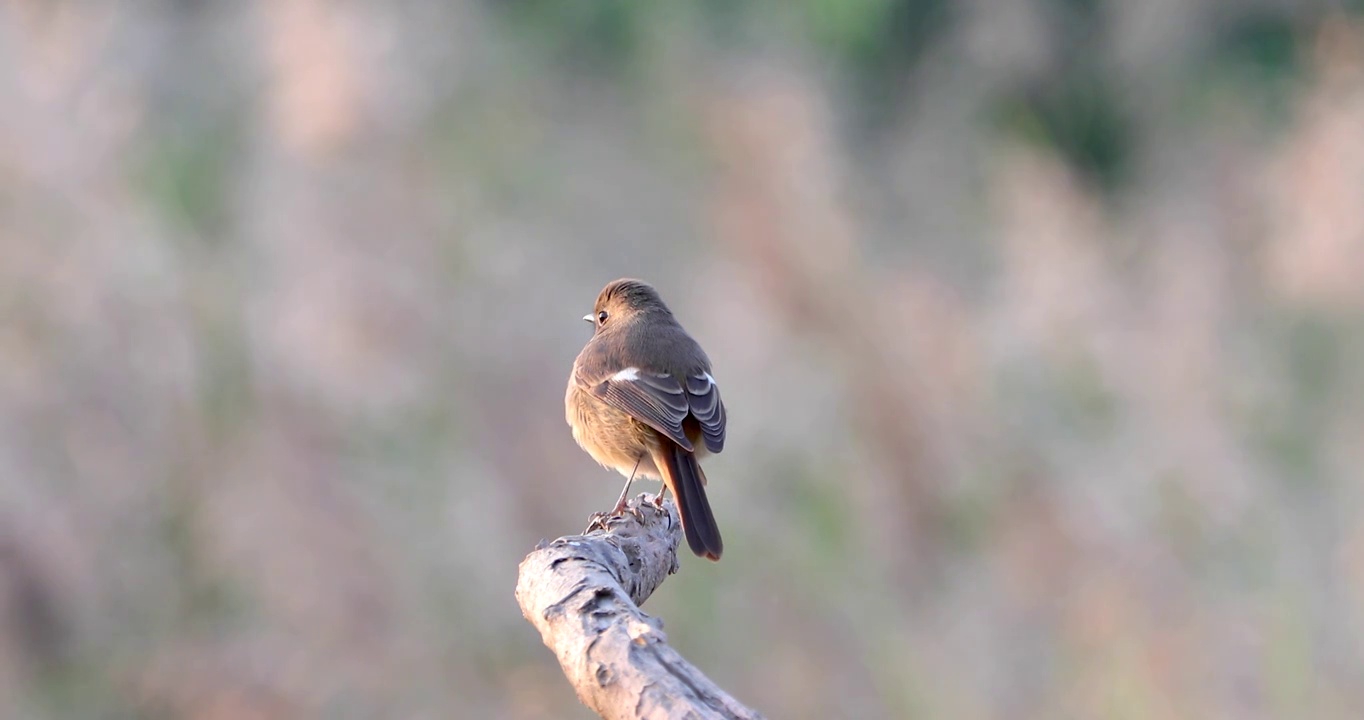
[515,495,764,720]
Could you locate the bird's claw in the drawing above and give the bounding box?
[586,493,660,534]
[584,511,611,534]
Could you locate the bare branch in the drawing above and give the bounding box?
[515,496,764,720]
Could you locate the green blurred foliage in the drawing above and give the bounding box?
[137,120,244,241]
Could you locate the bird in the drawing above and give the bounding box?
[565,278,726,560]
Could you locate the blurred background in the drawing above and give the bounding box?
[1,0,1363,718]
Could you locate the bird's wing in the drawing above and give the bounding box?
[577,355,694,452]
[684,371,725,453]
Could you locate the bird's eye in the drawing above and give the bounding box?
[597,310,609,324]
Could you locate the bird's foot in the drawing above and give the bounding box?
[584,511,611,534]
[586,493,660,533]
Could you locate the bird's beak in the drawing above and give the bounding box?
[583,314,594,323]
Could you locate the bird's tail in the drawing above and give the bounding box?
[656,443,723,561]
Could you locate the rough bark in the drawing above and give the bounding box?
[515,495,764,720]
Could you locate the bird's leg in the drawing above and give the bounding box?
[610,455,644,515]
[586,457,645,532]
[586,457,655,533]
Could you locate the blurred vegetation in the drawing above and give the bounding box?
[0,0,1362,718]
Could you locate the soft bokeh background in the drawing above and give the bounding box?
[2,1,1363,718]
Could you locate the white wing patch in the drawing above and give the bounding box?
[593,367,725,454]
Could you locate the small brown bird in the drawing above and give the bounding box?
[565,279,726,560]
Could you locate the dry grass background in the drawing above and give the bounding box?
[0,1,1362,718]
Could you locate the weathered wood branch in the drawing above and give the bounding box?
[515,495,764,720]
